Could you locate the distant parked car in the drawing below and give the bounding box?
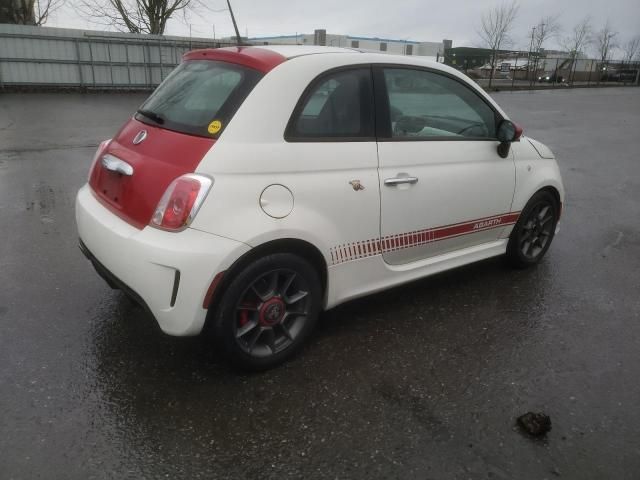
[599,69,639,82]
[537,72,564,83]
[76,45,565,370]
[619,69,639,82]
[600,70,621,81]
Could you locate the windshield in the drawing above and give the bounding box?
[136,60,263,138]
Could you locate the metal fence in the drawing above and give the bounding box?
[443,52,640,89]
[0,24,234,89]
[3,24,640,92]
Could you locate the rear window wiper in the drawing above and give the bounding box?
[136,109,165,125]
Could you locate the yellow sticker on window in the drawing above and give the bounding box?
[208,120,222,134]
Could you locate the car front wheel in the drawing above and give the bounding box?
[506,190,559,268]
[211,253,322,370]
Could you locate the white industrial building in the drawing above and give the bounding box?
[250,30,450,62]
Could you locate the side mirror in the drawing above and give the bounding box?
[496,120,523,158]
[497,119,517,142]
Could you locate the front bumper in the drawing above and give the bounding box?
[75,184,250,336]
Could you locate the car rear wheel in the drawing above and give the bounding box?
[506,190,559,268]
[211,253,322,370]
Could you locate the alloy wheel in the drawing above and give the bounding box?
[518,202,555,260]
[234,269,310,358]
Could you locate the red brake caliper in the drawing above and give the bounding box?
[238,302,256,327]
[239,309,250,327]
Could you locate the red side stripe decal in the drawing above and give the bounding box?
[329,211,520,265]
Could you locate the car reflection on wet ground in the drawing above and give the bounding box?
[1,87,639,479]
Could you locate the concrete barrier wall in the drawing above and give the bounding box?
[0,24,234,89]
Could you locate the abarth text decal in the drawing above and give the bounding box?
[329,211,520,265]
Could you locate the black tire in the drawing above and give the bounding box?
[211,253,322,371]
[506,190,559,269]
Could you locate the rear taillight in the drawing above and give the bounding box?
[88,139,111,181]
[150,174,213,231]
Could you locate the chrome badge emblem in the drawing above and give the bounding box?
[132,130,147,145]
[266,304,281,321]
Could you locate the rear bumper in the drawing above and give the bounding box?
[79,239,155,314]
[75,184,250,336]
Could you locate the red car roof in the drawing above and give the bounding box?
[182,47,286,73]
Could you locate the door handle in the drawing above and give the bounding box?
[384,175,418,186]
[101,154,134,176]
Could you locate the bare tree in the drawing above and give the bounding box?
[0,0,63,25]
[593,20,618,64]
[34,0,62,24]
[562,16,592,82]
[79,0,197,35]
[529,15,561,82]
[532,15,561,53]
[622,36,640,62]
[0,0,34,23]
[478,0,520,87]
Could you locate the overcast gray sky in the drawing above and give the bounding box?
[50,0,640,55]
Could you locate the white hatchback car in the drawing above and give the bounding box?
[76,45,564,369]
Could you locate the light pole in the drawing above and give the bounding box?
[528,25,536,83]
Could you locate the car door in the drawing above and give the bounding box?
[281,65,381,266]
[374,66,516,265]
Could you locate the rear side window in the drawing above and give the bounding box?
[136,60,263,138]
[286,68,374,141]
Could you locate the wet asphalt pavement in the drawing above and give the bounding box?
[1,88,639,479]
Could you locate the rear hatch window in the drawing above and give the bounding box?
[135,60,263,138]
[90,59,263,229]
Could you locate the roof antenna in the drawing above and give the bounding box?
[226,0,242,46]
